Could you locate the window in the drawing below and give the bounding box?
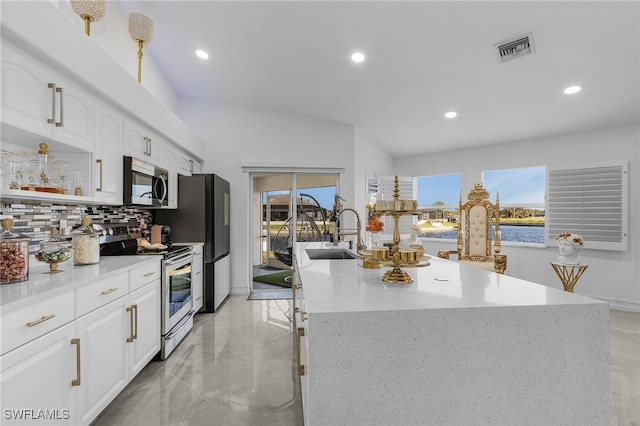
[368,174,415,235]
[415,174,461,239]
[547,160,628,251]
[483,166,546,244]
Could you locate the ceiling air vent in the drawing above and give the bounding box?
[495,33,535,63]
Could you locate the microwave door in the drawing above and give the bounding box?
[132,173,153,205]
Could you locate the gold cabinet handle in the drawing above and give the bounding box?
[126,306,135,343]
[297,327,306,376]
[132,304,138,340]
[55,87,63,127]
[143,272,156,277]
[101,287,118,295]
[95,159,103,191]
[26,314,55,328]
[71,338,81,386]
[47,83,56,123]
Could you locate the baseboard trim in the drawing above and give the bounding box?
[588,295,640,312]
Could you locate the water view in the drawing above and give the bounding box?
[421,225,545,244]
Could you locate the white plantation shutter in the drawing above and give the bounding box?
[547,160,628,251]
[374,174,416,236]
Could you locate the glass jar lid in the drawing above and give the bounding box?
[0,219,31,242]
[72,217,97,236]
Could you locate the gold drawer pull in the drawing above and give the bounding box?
[71,338,81,386]
[26,314,55,328]
[101,287,118,295]
[143,272,156,277]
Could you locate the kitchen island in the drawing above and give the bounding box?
[294,242,609,426]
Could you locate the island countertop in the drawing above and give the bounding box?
[294,241,610,425]
[0,255,160,313]
[295,241,606,314]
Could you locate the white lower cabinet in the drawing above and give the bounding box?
[129,282,161,377]
[75,296,130,425]
[75,280,160,425]
[0,263,162,426]
[0,322,77,425]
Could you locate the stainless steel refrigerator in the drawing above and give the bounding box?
[156,174,230,312]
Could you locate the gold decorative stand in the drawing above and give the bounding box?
[366,176,429,284]
[551,262,588,293]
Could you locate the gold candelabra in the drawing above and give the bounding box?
[128,13,154,83]
[70,0,105,36]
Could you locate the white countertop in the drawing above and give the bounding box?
[0,255,161,313]
[296,242,606,314]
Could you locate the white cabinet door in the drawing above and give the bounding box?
[93,101,123,204]
[0,322,77,426]
[49,75,93,152]
[123,119,162,165]
[129,281,161,377]
[74,297,130,426]
[1,43,54,137]
[0,43,93,152]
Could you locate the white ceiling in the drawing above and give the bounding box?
[116,1,640,158]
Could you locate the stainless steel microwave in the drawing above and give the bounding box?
[123,156,168,207]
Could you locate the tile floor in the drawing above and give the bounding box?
[93,297,639,426]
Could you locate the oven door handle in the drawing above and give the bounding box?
[165,251,194,265]
[165,310,196,340]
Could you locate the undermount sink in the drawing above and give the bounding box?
[306,248,358,260]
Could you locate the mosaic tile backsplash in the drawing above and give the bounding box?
[0,202,154,252]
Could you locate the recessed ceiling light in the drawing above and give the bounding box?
[351,52,365,63]
[445,111,457,118]
[564,85,581,95]
[195,50,209,60]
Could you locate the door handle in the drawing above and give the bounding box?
[297,327,306,376]
[95,159,103,191]
[47,83,56,124]
[71,338,81,386]
[55,87,63,127]
[132,304,138,340]
[126,306,135,342]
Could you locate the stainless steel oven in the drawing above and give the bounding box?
[161,248,195,359]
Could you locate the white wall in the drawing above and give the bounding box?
[51,0,180,114]
[178,99,356,294]
[395,125,640,310]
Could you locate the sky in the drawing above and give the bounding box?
[417,167,546,206]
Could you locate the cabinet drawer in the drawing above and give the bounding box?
[129,260,161,292]
[1,291,74,355]
[76,272,128,317]
[192,281,203,313]
[192,257,203,285]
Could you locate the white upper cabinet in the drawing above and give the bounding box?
[123,119,163,166]
[1,42,93,152]
[93,101,123,205]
